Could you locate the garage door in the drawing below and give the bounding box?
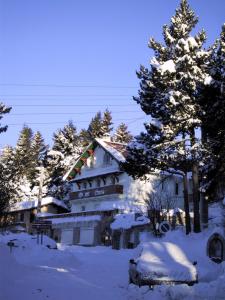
[79,228,94,245]
[61,229,73,245]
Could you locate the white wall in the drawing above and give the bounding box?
[69,145,185,212]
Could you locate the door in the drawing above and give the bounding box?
[79,228,94,245]
[61,229,73,245]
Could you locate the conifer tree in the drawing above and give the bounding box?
[200,24,225,202]
[46,122,82,199]
[102,109,113,136]
[0,102,11,134]
[0,146,18,207]
[88,111,103,138]
[15,126,33,175]
[123,0,210,233]
[114,123,133,143]
[29,131,48,187]
[53,121,82,168]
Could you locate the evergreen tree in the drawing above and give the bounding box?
[29,131,48,187]
[0,146,18,206]
[46,122,82,199]
[79,128,92,146]
[123,0,210,233]
[53,121,82,162]
[200,24,225,202]
[15,126,33,177]
[0,102,11,134]
[101,109,113,136]
[114,123,133,143]
[88,111,103,138]
[0,162,16,218]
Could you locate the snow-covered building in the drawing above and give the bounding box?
[4,197,69,233]
[45,137,185,246]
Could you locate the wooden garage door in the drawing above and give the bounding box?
[79,228,94,245]
[61,229,73,245]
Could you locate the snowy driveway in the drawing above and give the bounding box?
[0,237,137,300]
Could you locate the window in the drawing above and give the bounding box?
[81,205,85,212]
[83,182,87,189]
[20,213,24,222]
[96,178,101,187]
[89,156,94,168]
[110,176,116,185]
[103,153,111,166]
[88,181,92,188]
[175,183,179,195]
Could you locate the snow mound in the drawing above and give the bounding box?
[111,213,150,230]
[135,229,222,283]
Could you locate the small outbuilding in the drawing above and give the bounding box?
[110,212,150,249]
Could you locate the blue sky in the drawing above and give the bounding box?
[0,0,224,147]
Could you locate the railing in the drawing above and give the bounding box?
[70,184,123,200]
[38,209,119,220]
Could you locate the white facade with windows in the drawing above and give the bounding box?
[53,138,186,246]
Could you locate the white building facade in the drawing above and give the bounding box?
[46,138,185,246]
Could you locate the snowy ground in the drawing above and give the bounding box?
[0,233,138,300]
[0,230,225,300]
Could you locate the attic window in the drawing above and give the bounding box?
[103,152,111,166]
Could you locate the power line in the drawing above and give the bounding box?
[3,117,146,127]
[0,83,138,89]
[10,110,142,116]
[8,104,137,107]
[0,94,133,97]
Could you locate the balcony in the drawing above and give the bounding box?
[70,184,123,200]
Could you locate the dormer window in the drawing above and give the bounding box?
[103,152,111,166]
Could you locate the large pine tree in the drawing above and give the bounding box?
[200,24,225,202]
[123,0,210,233]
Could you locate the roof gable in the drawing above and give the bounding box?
[64,138,127,181]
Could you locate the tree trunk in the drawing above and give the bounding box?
[192,162,201,232]
[190,129,201,233]
[200,125,208,228]
[183,173,191,234]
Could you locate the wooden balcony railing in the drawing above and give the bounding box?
[70,184,123,200]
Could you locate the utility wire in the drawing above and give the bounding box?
[8,104,137,107]
[3,117,146,127]
[10,111,142,116]
[0,94,133,97]
[0,83,138,89]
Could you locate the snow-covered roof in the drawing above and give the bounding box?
[95,138,127,163]
[64,138,127,181]
[10,197,69,212]
[50,215,101,225]
[73,166,121,181]
[110,213,150,230]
